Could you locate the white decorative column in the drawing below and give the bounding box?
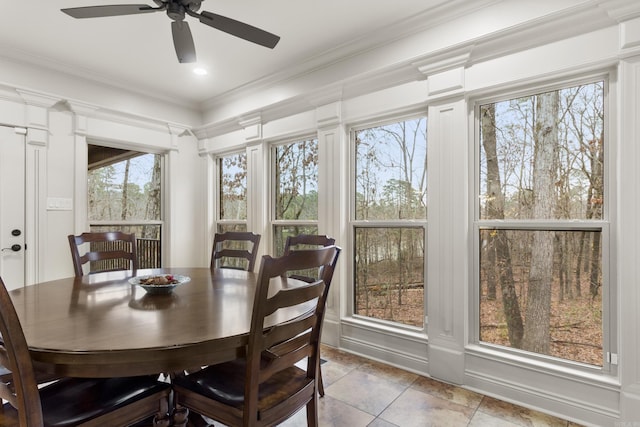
[315,99,344,347]
[240,115,267,259]
[416,50,470,385]
[164,124,191,266]
[618,16,640,424]
[196,134,216,266]
[16,90,59,285]
[66,100,99,235]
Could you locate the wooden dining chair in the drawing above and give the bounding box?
[210,231,261,272]
[173,245,341,427]
[68,231,138,277]
[284,234,339,397]
[0,276,171,427]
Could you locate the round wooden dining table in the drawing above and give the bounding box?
[9,267,305,378]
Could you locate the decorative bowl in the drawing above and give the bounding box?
[129,274,190,295]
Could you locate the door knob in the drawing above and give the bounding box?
[1,244,21,252]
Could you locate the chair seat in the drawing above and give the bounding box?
[0,376,170,427]
[173,359,312,411]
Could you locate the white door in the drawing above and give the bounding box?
[0,126,25,290]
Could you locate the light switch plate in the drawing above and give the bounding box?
[46,197,73,211]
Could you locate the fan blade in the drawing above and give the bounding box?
[199,11,280,49]
[172,21,196,63]
[61,5,157,19]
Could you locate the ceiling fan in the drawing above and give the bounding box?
[61,0,280,63]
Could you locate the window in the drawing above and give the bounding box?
[88,145,163,269]
[217,151,247,233]
[476,80,608,367]
[352,117,427,328]
[272,138,318,256]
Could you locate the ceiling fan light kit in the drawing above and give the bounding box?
[61,0,280,63]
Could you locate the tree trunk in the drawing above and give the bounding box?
[481,105,499,300]
[574,232,584,297]
[522,91,559,354]
[484,236,497,300]
[397,230,403,305]
[143,155,161,239]
[481,104,524,346]
[589,134,604,298]
[557,236,565,302]
[121,159,130,220]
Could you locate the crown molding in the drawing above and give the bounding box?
[598,0,640,21]
[195,1,622,139]
[199,0,497,112]
[0,47,196,111]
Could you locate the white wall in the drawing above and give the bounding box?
[0,85,206,281]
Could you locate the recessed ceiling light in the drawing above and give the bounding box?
[193,67,208,76]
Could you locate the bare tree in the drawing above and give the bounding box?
[121,159,130,220]
[220,153,247,220]
[481,104,524,347]
[275,140,318,221]
[143,155,161,238]
[522,91,559,353]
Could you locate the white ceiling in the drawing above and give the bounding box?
[0,0,474,109]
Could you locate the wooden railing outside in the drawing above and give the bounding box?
[137,238,161,269]
[89,238,161,273]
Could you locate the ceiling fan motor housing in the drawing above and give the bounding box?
[166,0,202,20]
[167,2,185,20]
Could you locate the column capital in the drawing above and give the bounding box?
[239,115,262,142]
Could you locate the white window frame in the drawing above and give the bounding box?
[348,113,428,334]
[269,135,319,255]
[215,150,249,233]
[87,145,166,268]
[470,72,617,376]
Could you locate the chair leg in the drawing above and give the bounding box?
[153,394,171,427]
[172,405,189,427]
[153,415,171,427]
[318,365,325,397]
[306,396,319,427]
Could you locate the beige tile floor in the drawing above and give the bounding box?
[275,345,585,427]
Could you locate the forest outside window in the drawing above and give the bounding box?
[88,146,163,269]
[272,138,318,255]
[352,116,427,328]
[476,79,609,368]
[217,152,247,233]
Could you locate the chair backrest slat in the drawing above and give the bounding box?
[264,280,324,316]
